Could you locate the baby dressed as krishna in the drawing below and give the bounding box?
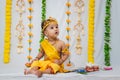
[24,17,69,77]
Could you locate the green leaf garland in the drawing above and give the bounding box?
[41,0,46,42]
[39,0,46,52]
[104,0,112,66]
[41,0,46,22]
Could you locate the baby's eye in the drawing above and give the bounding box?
[50,27,54,29]
[56,26,58,28]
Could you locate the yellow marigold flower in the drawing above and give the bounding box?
[66,11,71,15]
[66,19,71,23]
[4,60,9,63]
[88,47,94,51]
[66,43,70,47]
[28,32,33,36]
[27,55,32,60]
[28,24,33,28]
[66,2,71,7]
[66,27,71,31]
[66,35,70,40]
[28,7,33,12]
[28,47,32,51]
[28,39,32,43]
[28,0,33,3]
[27,15,32,19]
[4,0,12,63]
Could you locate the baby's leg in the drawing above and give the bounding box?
[24,66,40,75]
[24,69,30,75]
[32,67,53,77]
[34,70,43,77]
[42,67,54,74]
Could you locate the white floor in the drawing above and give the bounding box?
[0,66,120,80]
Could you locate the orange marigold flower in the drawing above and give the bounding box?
[28,39,32,43]
[27,55,32,60]
[66,35,70,40]
[66,2,71,7]
[67,63,72,66]
[28,7,33,11]
[66,27,71,31]
[66,19,71,23]
[28,32,33,36]
[27,16,32,19]
[28,0,33,3]
[28,24,33,28]
[28,47,32,51]
[66,43,70,47]
[66,11,71,15]
[25,62,31,67]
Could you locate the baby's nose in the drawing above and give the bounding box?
[54,28,58,30]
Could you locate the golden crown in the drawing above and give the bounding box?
[42,17,58,32]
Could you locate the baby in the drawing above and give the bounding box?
[24,17,69,77]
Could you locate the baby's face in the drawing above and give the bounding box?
[45,22,59,39]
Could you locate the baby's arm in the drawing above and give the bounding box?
[25,47,44,67]
[54,41,69,65]
[31,47,44,63]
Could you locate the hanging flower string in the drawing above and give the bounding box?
[3,0,12,63]
[15,0,25,54]
[74,0,85,54]
[65,0,72,66]
[27,0,33,63]
[87,0,95,64]
[85,0,100,72]
[103,0,112,70]
[25,0,46,67]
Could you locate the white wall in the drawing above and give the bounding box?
[0,0,120,74]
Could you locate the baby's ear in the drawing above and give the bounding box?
[43,30,47,36]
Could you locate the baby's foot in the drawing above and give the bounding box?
[34,70,42,78]
[24,69,27,75]
[24,69,30,75]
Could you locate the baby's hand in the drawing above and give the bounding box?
[31,58,39,63]
[54,59,62,65]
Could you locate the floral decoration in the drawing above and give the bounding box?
[15,0,25,54]
[3,0,12,63]
[65,0,72,66]
[27,0,33,63]
[87,0,95,64]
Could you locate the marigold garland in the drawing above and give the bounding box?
[65,0,72,66]
[27,0,33,62]
[104,0,112,66]
[3,0,12,63]
[65,0,71,48]
[87,0,95,64]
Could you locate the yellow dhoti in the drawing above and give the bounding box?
[31,39,66,73]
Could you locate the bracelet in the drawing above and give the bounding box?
[60,59,64,63]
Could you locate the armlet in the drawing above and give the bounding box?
[62,47,70,54]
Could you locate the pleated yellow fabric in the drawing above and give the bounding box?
[31,39,67,73]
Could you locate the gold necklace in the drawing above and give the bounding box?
[48,38,58,46]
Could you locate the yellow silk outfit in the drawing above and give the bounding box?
[31,39,68,73]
